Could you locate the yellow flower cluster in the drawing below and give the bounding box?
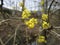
[40,0,44,12]
[22,9,31,19]
[40,0,44,6]
[25,18,38,28]
[42,14,48,21]
[42,21,50,29]
[37,35,46,43]
[19,2,23,7]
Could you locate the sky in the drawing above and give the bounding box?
[1,0,41,11]
[0,0,60,11]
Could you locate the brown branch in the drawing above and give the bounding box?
[13,24,20,45]
[53,26,60,29]
[0,19,11,25]
[22,0,25,11]
[48,0,55,15]
[49,30,60,40]
[5,34,15,45]
[0,38,5,45]
[48,0,55,22]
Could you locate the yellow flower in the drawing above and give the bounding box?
[42,21,50,29]
[37,39,46,43]
[22,15,28,19]
[40,0,44,5]
[39,35,45,39]
[19,2,23,7]
[28,23,35,28]
[25,21,35,28]
[29,18,38,24]
[22,9,31,19]
[42,14,48,21]
[25,18,38,29]
[24,9,31,14]
[25,21,29,25]
[37,36,46,43]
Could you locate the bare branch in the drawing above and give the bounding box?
[13,24,20,45]
[48,0,55,15]
[5,34,15,45]
[0,19,11,25]
[53,26,60,29]
[0,38,5,45]
[49,30,60,40]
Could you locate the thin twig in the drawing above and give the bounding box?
[0,38,5,45]
[13,24,20,45]
[48,0,55,22]
[49,30,60,40]
[0,19,11,25]
[5,34,15,45]
[48,0,55,15]
[53,26,60,29]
